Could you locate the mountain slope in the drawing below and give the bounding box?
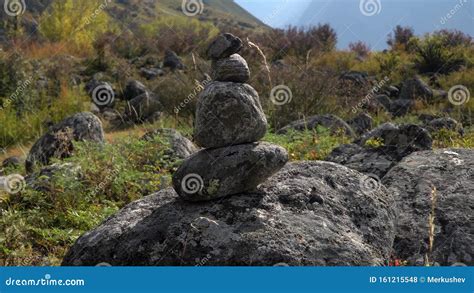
[0,0,266,32]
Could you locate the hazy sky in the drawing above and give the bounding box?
[235,0,474,50]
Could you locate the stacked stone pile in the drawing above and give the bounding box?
[172,33,288,202]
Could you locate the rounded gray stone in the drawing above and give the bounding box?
[172,142,288,202]
[194,82,267,148]
[206,33,243,60]
[212,54,250,83]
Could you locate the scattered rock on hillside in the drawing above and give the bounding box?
[173,142,288,201]
[399,76,433,101]
[86,81,115,109]
[25,112,105,173]
[212,54,250,83]
[375,94,392,111]
[163,50,184,70]
[124,92,162,123]
[123,80,147,101]
[277,114,356,138]
[356,123,433,157]
[140,68,164,80]
[26,163,82,192]
[425,117,464,135]
[339,71,369,86]
[383,149,474,266]
[389,99,414,117]
[386,85,400,98]
[347,113,373,135]
[2,156,23,169]
[327,123,433,177]
[62,161,396,266]
[326,144,395,178]
[206,33,243,60]
[141,128,198,159]
[194,82,267,148]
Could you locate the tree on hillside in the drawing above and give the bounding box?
[39,0,112,51]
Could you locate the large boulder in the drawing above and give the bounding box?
[172,142,288,201]
[356,123,432,158]
[124,92,162,123]
[141,128,198,159]
[383,149,473,266]
[194,82,267,148]
[25,112,105,173]
[327,123,433,177]
[277,114,356,138]
[62,161,396,266]
[326,144,396,178]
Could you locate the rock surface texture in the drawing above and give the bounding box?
[194,82,267,148]
[383,149,473,266]
[62,161,397,266]
[327,123,433,177]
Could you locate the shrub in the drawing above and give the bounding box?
[349,41,371,58]
[39,0,113,52]
[387,25,415,51]
[411,35,466,75]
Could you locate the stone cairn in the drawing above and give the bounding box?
[172,33,289,202]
